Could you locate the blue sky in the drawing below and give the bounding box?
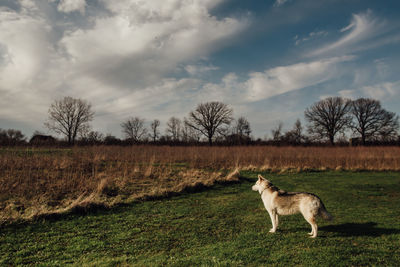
[0,0,399,139]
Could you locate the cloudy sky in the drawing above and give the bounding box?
[1,0,400,139]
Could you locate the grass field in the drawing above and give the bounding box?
[2,146,400,223]
[1,171,399,266]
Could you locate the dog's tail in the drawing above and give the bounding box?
[319,202,333,221]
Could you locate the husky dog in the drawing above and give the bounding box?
[252,175,332,238]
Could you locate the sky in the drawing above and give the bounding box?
[1,0,400,139]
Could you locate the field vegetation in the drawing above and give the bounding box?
[1,171,399,266]
[1,146,400,224]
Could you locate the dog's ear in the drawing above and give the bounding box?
[258,174,265,180]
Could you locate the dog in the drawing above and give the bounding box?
[252,175,332,238]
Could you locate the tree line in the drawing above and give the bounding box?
[0,96,399,146]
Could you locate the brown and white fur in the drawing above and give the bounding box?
[252,175,332,238]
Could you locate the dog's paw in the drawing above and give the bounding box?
[308,232,313,236]
[269,229,276,233]
[309,235,317,238]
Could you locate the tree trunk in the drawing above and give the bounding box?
[208,136,212,146]
[362,134,366,146]
[329,135,335,146]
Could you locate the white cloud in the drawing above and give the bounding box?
[295,30,328,45]
[309,10,385,57]
[200,73,244,103]
[339,81,400,100]
[57,0,86,14]
[0,0,249,135]
[85,54,356,131]
[192,56,355,104]
[245,56,354,101]
[0,2,57,124]
[19,0,38,11]
[351,58,395,87]
[374,58,390,79]
[274,0,290,7]
[338,90,356,99]
[361,81,399,100]
[184,64,219,76]
[59,0,248,88]
[0,10,50,87]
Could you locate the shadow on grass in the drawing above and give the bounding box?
[1,179,246,229]
[320,222,400,237]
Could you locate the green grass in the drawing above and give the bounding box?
[1,171,400,266]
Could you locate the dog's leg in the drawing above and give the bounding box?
[309,220,318,238]
[312,223,318,238]
[304,215,318,238]
[268,209,277,233]
[307,216,314,236]
[274,213,279,230]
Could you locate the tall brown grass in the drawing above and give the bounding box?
[1,146,399,224]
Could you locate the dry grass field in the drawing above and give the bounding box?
[1,145,400,224]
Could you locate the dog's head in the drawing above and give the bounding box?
[252,174,271,192]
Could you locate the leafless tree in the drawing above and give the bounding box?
[378,115,399,142]
[82,131,104,144]
[181,119,201,143]
[235,116,252,138]
[45,96,94,145]
[185,101,233,146]
[304,97,351,145]
[224,116,252,145]
[350,98,399,145]
[293,119,304,141]
[121,117,147,143]
[166,117,182,141]
[0,129,26,145]
[271,122,283,141]
[283,119,304,144]
[150,119,161,142]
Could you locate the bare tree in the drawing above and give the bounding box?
[0,129,26,146]
[378,115,399,142]
[45,96,94,145]
[271,122,283,141]
[185,101,233,146]
[292,119,304,142]
[235,116,252,138]
[82,131,104,144]
[166,117,182,141]
[150,119,161,142]
[304,97,351,145]
[283,119,304,144]
[121,117,147,143]
[350,98,399,145]
[224,116,252,145]
[181,119,201,143]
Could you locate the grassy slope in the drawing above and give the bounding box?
[1,171,400,266]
